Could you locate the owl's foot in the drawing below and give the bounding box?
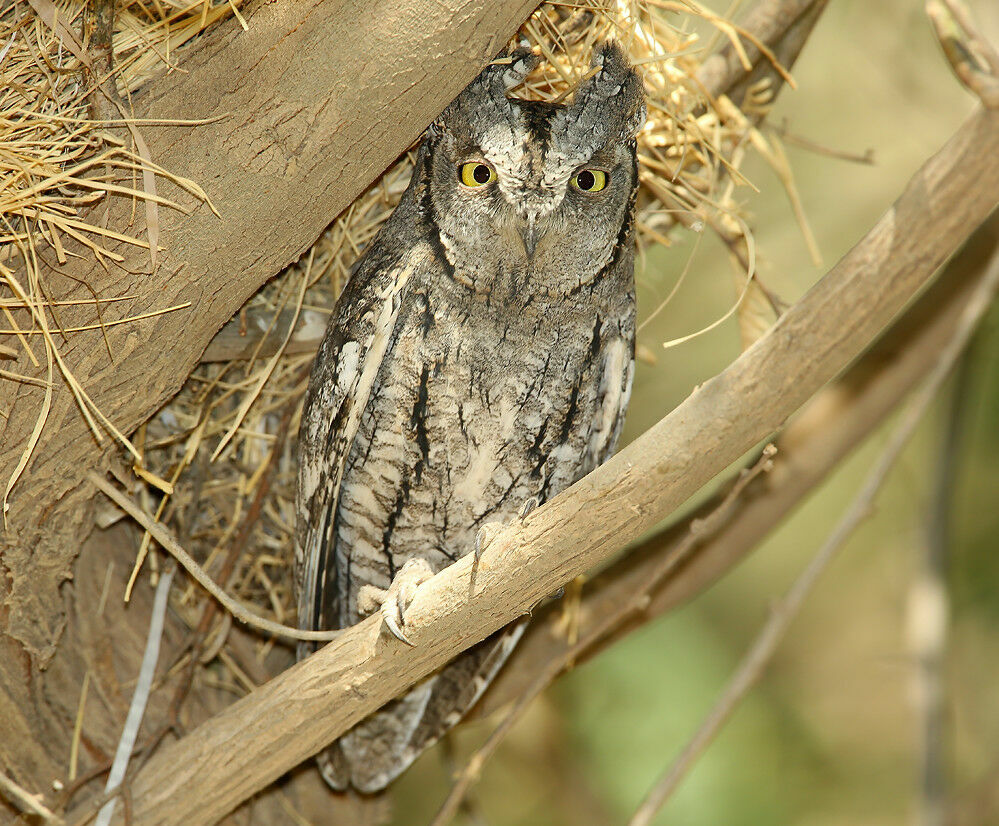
[471,497,541,591]
[357,558,434,646]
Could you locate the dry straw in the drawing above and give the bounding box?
[0,0,228,517]
[3,0,808,696]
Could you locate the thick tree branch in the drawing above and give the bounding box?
[71,107,999,826]
[0,0,537,659]
[477,212,999,713]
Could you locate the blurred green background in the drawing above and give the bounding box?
[391,2,999,823]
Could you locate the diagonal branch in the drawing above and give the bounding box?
[70,104,999,826]
[476,211,999,714]
[0,0,539,658]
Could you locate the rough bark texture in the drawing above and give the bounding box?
[65,109,999,826]
[0,1,535,816]
[0,0,537,662]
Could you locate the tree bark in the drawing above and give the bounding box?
[0,0,537,663]
[477,212,999,716]
[67,107,999,826]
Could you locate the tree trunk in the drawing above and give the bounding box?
[0,0,535,820]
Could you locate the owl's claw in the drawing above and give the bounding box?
[382,609,413,647]
[358,558,434,646]
[470,498,540,594]
[518,496,539,520]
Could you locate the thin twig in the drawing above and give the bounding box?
[772,119,875,164]
[95,565,175,826]
[926,0,999,108]
[0,768,64,823]
[87,472,340,643]
[626,247,999,826]
[161,377,302,733]
[914,344,970,826]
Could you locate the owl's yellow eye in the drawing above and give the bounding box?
[572,169,607,193]
[460,162,496,187]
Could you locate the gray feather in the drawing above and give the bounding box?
[295,40,645,792]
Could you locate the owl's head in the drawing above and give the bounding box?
[421,42,646,295]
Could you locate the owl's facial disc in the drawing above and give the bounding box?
[452,146,565,262]
[427,45,643,291]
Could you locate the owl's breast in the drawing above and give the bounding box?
[332,280,634,625]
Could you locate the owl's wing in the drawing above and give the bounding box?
[294,242,427,655]
[587,322,636,470]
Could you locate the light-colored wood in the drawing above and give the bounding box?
[0,0,538,661]
[476,213,999,714]
[70,107,999,826]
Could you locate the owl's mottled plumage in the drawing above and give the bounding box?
[295,42,645,792]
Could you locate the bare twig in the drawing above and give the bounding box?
[627,246,999,826]
[927,0,999,108]
[95,565,176,826]
[87,473,340,643]
[772,120,876,164]
[0,768,63,823]
[913,345,971,826]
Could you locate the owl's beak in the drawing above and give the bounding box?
[520,216,540,260]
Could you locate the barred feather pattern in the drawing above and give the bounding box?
[295,41,645,792]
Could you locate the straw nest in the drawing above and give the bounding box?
[2,0,803,697]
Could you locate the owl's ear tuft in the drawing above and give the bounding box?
[465,46,540,105]
[571,41,646,141]
[430,47,539,144]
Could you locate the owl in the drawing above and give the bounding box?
[295,41,646,792]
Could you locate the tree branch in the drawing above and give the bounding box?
[476,211,999,714]
[431,447,778,826]
[69,104,999,826]
[696,0,826,99]
[0,0,538,660]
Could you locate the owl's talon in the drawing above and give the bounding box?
[360,558,433,645]
[518,496,539,520]
[382,610,414,647]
